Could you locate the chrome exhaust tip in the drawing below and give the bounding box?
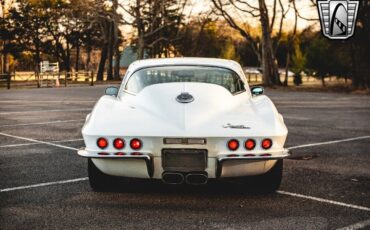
[185,173,208,185]
[162,172,184,185]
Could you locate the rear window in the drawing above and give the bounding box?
[125,66,245,94]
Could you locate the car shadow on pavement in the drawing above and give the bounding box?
[94,176,280,196]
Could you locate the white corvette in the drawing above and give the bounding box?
[78,58,290,192]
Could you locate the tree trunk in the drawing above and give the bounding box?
[35,41,41,88]
[64,56,71,79]
[137,34,145,59]
[258,0,281,86]
[135,0,145,60]
[86,47,91,71]
[75,43,80,72]
[2,52,7,74]
[321,76,326,87]
[350,43,358,88]
[64,42,71,80]
[107,45,113,80]
[114,47,121,80]
[112,0,121,80]
[284,52,290,86]
[97,44,108,81]
[107,22,114,81]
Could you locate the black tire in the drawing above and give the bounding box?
[246,159,283,193]
[88,158,113,191]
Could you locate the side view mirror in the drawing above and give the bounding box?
[251,86,264,96]
[105,86,118,96]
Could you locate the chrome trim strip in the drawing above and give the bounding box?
[216,149,291,178]
[77,148,151,160]
[217,149,291,161]
[217,153,290,163]
[77,148,154,177]
[163,138,207,145]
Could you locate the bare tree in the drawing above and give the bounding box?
[76,0,123,80]
[122,0,187,59]
[211,0,292,86]
[283,0,298,86]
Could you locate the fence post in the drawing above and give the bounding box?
[90,71,94,86]
[7,73,11,89]
[64,72,67,87]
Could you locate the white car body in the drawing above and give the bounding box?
[78,58,289,188]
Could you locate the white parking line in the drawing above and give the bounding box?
[0,138,83,148]
[0,108,91,115]
[336,219,370,230]
[283,116,310,121]
[277,190,370,212]
[0,119,85,127]
[0,177,369,213]
[288,135,370,150]
[278,105,370,109]
[0,177,88,192]
[0,132,78,151]
[0,100,95,103]
[0,132,370,213]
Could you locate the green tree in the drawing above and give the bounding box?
[220,38,238,61]
[305,37,331,86]
[350,1,370,89]
[290,40,306,75]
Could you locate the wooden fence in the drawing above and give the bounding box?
[1,71,350,89]
[0,71,96,89]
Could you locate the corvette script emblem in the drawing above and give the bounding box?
[223,123,250,129]
[176,92,194,103]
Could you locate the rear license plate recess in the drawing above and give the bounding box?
[162,149,207,172]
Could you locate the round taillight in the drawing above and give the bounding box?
[227,139,239,151]
[97,138,108,149]
[130,138,142,150]
[113,138,125,149]
[261,139,272,149]
[245,139,256,150]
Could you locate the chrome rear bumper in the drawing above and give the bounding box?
[217,149,291,163]
[216,149,291,178]
[78,148,291,179]
[78,148,154,177]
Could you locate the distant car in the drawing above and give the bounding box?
[278,69,295,77]
[243,67,261,75]
[78,58,290,192]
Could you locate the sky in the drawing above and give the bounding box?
[0,0,320,36]
[119,0,320,36]
[187,0,319,30]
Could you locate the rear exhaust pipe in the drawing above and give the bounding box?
[185,173,208,185]
[162,172,184,185]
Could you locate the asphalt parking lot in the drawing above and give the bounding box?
[0,85,369,229]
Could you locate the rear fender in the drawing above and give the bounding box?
[251,95,286,132]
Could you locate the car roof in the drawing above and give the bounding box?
[127,57,243,74]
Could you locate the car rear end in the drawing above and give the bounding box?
[78,135,290,185]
